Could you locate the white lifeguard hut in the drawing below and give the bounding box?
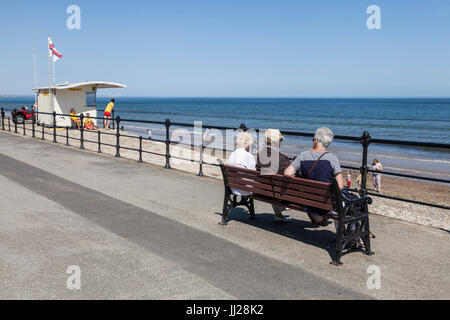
[33,81,126,127]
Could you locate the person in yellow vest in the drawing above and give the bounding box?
[83,113,98,130]
[70,108,81,129]
[104,98,115,129]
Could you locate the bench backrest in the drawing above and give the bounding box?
[219,162,341,212]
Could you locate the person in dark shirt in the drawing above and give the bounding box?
[256,129,292,223]
[285,127,344,226]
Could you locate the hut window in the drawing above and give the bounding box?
[86,91,96,108]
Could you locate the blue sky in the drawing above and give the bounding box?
[0,0,449,97]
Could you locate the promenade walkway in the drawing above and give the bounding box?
[0,133,448,299]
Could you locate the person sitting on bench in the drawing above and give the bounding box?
[256,129,293,223]
[228,131,256,196]
[284,127,344,226]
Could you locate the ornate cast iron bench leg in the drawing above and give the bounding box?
[248,198,255,220]
[331,219,345,266]
[220,191,233,225]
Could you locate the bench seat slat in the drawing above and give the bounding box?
[228,175,332,205]
[252,195,308,212]
[275,194,333,211]
[225,170,331,197]
[252,195,338,219]
[273,187,332,204]
[227,176,274,192]
[260,173,331,190]
[228,183,333,211]
[224,165,331,190]
[228,182,275,198]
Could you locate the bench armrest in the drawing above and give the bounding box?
[343,196,372,206]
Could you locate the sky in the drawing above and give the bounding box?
[0,0,449,97]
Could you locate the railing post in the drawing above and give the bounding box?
[41,123,45,140]
[79,114,85,149]
[115,116,121,158]
[239,123,248,132]
[198,131,204,176]
[138,135,143,163]
[23,121,26,136]
[97,130,102,153]
[1,108,4,131]
[32,118,35,138]
[8,117,11,131]
[112,110,115,130]
[52,111,57,142]
[66,126,70,146]
[14,109,17,133]
[164,118,171,169]
[359,131,371,197]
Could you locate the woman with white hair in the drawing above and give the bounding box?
[284,127,344,226]
[227,131,256,196]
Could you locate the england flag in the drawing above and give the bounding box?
[48,37,63,62]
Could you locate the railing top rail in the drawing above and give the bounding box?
[26,110,450,150]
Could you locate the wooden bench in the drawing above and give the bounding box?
[218,160,374,265]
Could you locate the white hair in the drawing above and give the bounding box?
[314,127,334,148]
[236,131,254,150]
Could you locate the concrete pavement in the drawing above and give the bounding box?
[0,132,449,299]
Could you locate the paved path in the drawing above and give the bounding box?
[0,132,448,299]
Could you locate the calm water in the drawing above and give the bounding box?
[1,97,449,179]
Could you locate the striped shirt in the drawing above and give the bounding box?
[291,150,341,183]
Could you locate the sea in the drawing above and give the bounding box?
[1,97,449,181]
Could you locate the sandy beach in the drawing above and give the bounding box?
[1,122,449,231]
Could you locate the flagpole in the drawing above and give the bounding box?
[53,58,56,85]
[48,35,54,125]
[48,35,51,89]
[33,37,37,105]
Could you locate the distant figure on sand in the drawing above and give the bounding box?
[70,108,81,129]
[256,128,292,223]
[346,171,352,188]
[83,113,98,130]
[371,159,383,192]
[356,174,362,190]
[228,131,256,196]
[104,99,115,129]
[147,129,152,140]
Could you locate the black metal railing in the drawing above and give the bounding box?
[1,107,449,211]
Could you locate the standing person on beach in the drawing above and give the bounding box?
[356,174,362,190]
[371,159,383,192]
[346,171,352,188]
[284,127,344,226]
[104,99,115,129]
[256,129,292,223]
